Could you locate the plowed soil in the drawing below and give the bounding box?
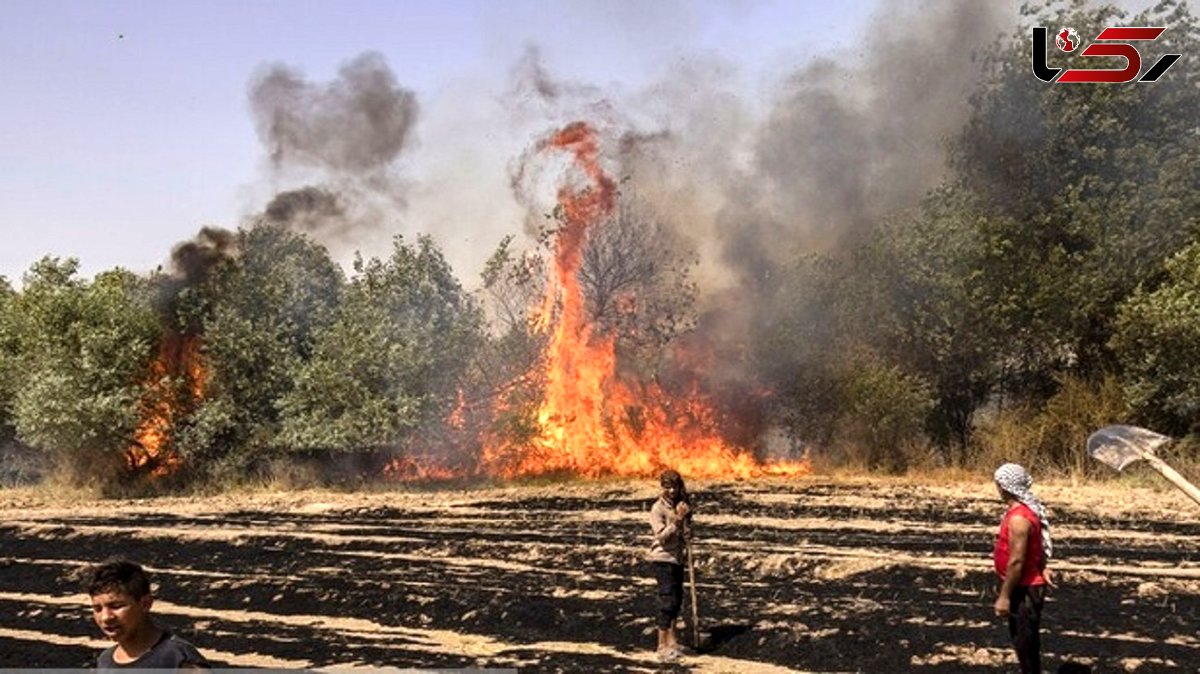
[1,477,1198,672]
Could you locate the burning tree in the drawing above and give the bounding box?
[579,198,698,375]
[127,331,208,478]
[480,122,807,479]
[168,224,344,475]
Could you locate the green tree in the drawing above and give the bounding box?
[758,204,963,466]
[0,276,19,445]
[6,259,161,481]
[1112,241,1200,434]
[758,0,1200,463]
[834,352,936,472]
[176,225,343,472]
[752,253,850,447]
[278,235,483,453]
[852,188,1003,453]
[954,0,1200,394]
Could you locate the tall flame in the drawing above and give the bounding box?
[483,122,807,480]
[128,333,207,478]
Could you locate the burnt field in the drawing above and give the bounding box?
[0,478,1198,672]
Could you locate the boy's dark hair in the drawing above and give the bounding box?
[83,558,151,598]
[659,469,683,488]
[659,469,692,507]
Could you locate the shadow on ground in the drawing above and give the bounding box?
[0,482,1197,672]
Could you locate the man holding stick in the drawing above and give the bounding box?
[993,463,1055,674]
[648,469,692,663]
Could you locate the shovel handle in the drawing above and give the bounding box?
[686,539,699,648]
[1145,454,1200,507]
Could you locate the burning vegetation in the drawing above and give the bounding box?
[123,226,232,482]
[128,332,207,478]
[7,0,1194,491]
[131,118,809,486]
[479,122,806,480]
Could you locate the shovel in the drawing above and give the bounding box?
[1087,425,1200,506]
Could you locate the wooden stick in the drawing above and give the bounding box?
[686,538,699,648]
[1145,454,1200,506]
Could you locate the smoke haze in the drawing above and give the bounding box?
[233,1,1016,303]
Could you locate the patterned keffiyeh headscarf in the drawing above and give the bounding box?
[994,463,1052,559]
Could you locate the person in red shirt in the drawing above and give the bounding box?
[993,463,1056,674]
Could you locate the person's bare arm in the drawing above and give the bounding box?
[995,515,1030,617]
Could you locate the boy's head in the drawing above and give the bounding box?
[659,469,686,501]
[83,559,154,643]
[84,559,151,599]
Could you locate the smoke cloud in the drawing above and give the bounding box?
[250,51,417,176]
[169,226,237,286]
[247,51,418,245]
[617,2,1012,289]
[156,226,238,329]
[262,187,347,235]
[493,1,1013,301]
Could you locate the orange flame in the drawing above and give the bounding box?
[128,333,207,478]
[483,122,807,480]
[382,456,459,482]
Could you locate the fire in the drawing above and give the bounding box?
[128,333,207,478]
[382,456,459,482]
[483,122,808,480]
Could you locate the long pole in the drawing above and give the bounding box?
[686,538,699,648]
[1145,454,1200,506]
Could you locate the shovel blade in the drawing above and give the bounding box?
[1087,425,1171,472]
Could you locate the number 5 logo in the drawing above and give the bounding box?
[1032,26,1182,83]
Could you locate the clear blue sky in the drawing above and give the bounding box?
[0,0,891,285]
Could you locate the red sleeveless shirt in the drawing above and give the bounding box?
[993,503,1046,586]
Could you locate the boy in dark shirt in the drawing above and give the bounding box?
[84,558,210,670]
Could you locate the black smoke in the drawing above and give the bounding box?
[250,51,417,175]
[156,226,238,332]
[248,51,418,240]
